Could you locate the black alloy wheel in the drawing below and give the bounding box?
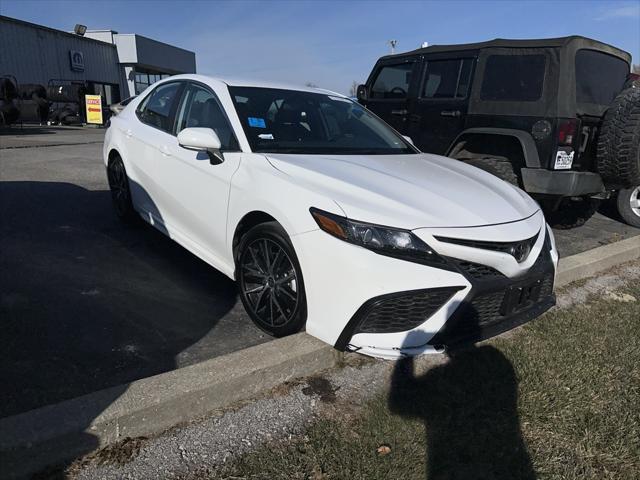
[107,156,136,221]
[237,222,307,337]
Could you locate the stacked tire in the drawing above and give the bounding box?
[0,78,20,126]
[597,87,640,227]
[18,84,49,124]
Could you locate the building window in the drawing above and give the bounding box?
[134,70,173,95]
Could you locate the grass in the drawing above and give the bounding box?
[200,281,640,480]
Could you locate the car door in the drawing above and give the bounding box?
[154,82,242,266]
[364,57,419,134]
[128,81,184,218]
[408,55,476,154]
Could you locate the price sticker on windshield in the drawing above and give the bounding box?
[554,149,574,170]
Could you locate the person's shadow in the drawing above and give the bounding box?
[389,317,535,480]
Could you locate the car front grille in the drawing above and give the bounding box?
[436,231,540,263]
[431,269,555,344]
[452,259,505,279]
[353,287,463,334]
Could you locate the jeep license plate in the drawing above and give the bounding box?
[554,149,574,170]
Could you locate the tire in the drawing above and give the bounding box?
[542,196,600,229]
[237,222,307,337]
[459,157,519,186]
[616,186,640,228]
[597,87,640,187]
[106,156,137,222]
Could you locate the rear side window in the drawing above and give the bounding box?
[576,50,629,105]
[480,55,546,101]
[137,82,182,132]
[422,58,474,99]
[370,62,415,99]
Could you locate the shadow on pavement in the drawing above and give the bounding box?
[0,180,248,477]
[389,324,535,479]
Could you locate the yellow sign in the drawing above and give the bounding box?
[85,94,103,124]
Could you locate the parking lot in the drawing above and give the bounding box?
[1,126,639,419]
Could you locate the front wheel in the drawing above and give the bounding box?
[106,155,137,222]
[237,222,307,337]
[616,186,640,228]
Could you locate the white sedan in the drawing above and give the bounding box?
[103,74,558,359]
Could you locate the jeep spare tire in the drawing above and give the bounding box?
[597,87,640,187]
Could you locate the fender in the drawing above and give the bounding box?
[446,127,541,168]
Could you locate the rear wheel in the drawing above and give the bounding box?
[616,186,640,228]
[237,222,307,337]
[460,156,519,186]
[542,196,600,229]
[106,155,137,222]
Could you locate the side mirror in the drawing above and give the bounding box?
[356,84,369,103]
[402,135,414,145]
[177,127,224,165]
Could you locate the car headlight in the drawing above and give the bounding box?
[310,208,451,269]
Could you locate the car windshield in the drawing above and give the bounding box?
[229,86,416,155]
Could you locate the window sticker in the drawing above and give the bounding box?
[248,117,266,128]
[258,133,274,140]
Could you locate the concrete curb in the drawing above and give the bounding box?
[1,235,639,478]
[556,236,640,288]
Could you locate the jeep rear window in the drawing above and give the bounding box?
[575,50,628,106]
[370,62,414,99]
[480,54,546,101]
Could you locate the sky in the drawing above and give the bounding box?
[1,0,639,94]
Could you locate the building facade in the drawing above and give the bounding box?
[0,15,196,105]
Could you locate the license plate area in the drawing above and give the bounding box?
[500,278,543,316]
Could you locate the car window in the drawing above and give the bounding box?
[370,62,415,99]
[175,84,239,151]
[138,82,182,132]
[575,50,628,106]
[422,59,474,99]
[229,86,416,155]
[480,54,546,101]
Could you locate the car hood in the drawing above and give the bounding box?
[265,152,540,229]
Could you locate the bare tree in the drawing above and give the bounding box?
[305,82,318,88]
[349,81,359,97]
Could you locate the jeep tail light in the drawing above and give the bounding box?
[557,119,577,145]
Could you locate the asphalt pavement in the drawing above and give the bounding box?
[1,126,638,418]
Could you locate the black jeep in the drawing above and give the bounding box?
[358,36,640,228]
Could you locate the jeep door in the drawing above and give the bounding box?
[364,57,419,134]
[408,55,475,154]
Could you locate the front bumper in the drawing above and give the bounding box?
[521,168,604,196]
[292,210,558,359]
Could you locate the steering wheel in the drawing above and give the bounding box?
[389,86,406,96]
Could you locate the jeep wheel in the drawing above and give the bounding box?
[597,87,640,188]
[542,196,600,230]
[616,186,640,228]
[460,157,519,186]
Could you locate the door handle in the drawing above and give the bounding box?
[440,110,461,118]
[125,129,133,138]
[160,145,172,157]
[391,109,408,116]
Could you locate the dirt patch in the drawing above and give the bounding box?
[301,376,338,403]
[92,436,148,466]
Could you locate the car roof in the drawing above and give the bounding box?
[380,35,631,62]
[165,74,345,98]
